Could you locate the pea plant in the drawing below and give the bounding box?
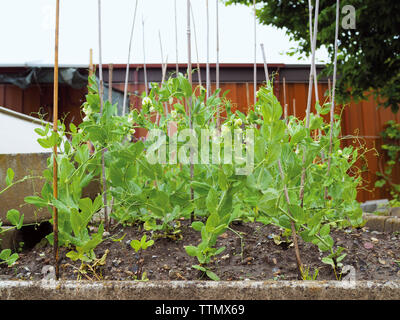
[1,72,366,281]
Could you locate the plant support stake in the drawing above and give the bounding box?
[253,0,257,105]
[142,16,148,95]
[174,0,179,76]
[187,0,194,222]
[216,0,220,127]
[52,0,60,280]
[122,0,139,115]
[326,0,340,197]
[98,0,109,231]
[206,0,210,98]
[190,5,202,86]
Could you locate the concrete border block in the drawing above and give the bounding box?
[362,214,389,232]
[384,217,400,233]
[0,280,400,300]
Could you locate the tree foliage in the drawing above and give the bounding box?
[224,0,400,113]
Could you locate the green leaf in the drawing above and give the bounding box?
[6,209,23,229]
[191,221,204,232]
[192,264,206,272]
[206,270,220,281]
[320,224,330,237]
[206,188,218,215]
[130,239,141,252]
[185,246,198,257]
[5,168,14,186]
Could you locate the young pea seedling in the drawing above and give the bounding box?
[130,234,154,280]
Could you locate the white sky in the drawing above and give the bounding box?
[0,0,329,66]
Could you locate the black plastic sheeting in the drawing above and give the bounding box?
[0,67,88,90]
[0,67,125,115]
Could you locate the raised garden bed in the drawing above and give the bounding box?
[1,220,399,282]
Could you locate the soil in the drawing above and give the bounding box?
[1,220,400,282]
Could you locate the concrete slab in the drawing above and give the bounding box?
[0,280,399,300]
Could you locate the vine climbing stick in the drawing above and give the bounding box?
[52,0,60,280]
[260,36,303,278]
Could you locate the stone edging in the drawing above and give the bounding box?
[363,207,400,233]
[0,280,400,300]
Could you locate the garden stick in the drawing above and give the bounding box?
[308,0,319,103]
[122,0,138,115]
[98,0,109,231]
[190,5,202,86]
[216,0,220,127]
[260,43,269,81]
[142,17,148,95]
[159,30,165,82]
[253,0,257,105]
[305,0,319,128]
[89,48,94,76]
[260,45,303,278]
[52,0,60,280]
[246,83,250,108]
[108,64,113,102]
[293,98,296,118]
[174,0,179,77]
[283,77,288,122]
[299,0,319,207]
[206,0,210,98]
[187,0,194,222]
[328,77,332,104]
[326,0,340,198]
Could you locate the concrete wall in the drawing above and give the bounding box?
[0,107,49,154]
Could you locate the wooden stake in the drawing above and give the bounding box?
[253,0,257,105]
[300,0,319,208]
[246,82,250,109]
[187,0,194,223]
[260,45,303,279]
[89,48,94,77]
[108,64,113,102]
[216,0,220,127]
[293,98,296,118]
[174,0,179,76]
[190,5,202,86]
[122,0,138,115]
[142,17,148,95]
[98,0,109,231]
[52,0,60,280]
[283,77,288,121]
[326,0,340,197]
[206,0,210,98]
[260,43,269,81]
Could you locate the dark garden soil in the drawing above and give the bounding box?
[1,220,400,281]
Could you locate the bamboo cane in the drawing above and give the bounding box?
[260,43,269,81]
[108,64,113,102]
[260,42,303,278]
[98,0,109,231]
[216,0,220,127]
[190,5,202,86]
[174,0,179,77]
[283,77,288,122]
[293,98,296,118]
[52,0,60,280]
[142,17,148,95]
[253,0,257,105]
[206,0,210,98]
[299,0,319,207]
[122,0,139,115]
[187,0,194,223]
[326,0,340,198]
[308,0,319,103]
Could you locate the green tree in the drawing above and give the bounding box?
[224,0,400,112]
